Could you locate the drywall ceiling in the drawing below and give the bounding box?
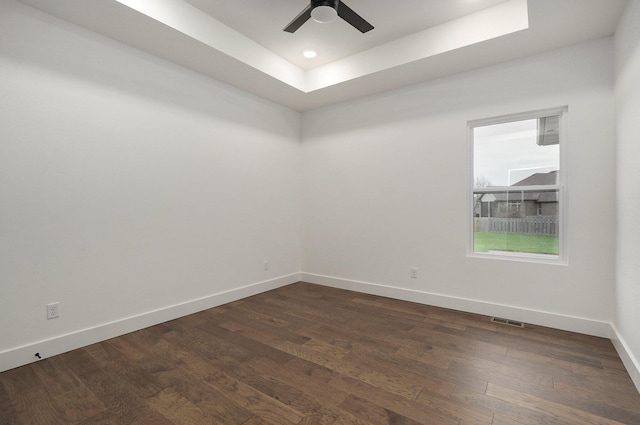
[16,0,628,111]
[183,0,512,69]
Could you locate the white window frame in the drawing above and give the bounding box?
[467,107,568,265]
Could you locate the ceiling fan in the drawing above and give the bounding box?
[284,0,374,34]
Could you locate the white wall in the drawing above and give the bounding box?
[301,38,616,337]
[0,0,301,371]
[614,0,640,391]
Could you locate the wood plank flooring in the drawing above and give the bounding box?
[2,282,639,424]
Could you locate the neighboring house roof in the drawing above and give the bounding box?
[512,170,558,186]
[480,171,559,203]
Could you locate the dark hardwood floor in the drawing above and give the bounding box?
[1,282,639,424]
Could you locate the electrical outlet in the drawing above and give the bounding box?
[47,302,60,319]
[410,268,418,279]
[263,260,269,271]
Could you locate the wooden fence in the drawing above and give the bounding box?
[474,216,558,236]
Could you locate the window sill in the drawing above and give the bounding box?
[468,251,567,265]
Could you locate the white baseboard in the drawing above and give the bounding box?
[0,273,300,373]
[610,323,640,394]
[301,273,611,338]
[6,271,637,396]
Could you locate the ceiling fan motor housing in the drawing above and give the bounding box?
[312,0,339,10]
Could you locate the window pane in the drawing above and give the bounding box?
[470,110,564,260]
[474,117,560,187]
[473,189,559,257]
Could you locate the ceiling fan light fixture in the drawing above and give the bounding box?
[311,5,338,23]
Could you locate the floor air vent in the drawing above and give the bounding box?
[491,317,525,328]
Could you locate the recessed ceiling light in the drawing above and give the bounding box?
[303,50,317,59]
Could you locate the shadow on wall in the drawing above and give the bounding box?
[0,0,300,137]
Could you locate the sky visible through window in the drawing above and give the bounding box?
[473,118,559,187]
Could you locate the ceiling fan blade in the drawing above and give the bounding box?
[284,5,312,33]
[337,1,374,33]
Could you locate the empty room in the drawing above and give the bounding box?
[1,0,640,423]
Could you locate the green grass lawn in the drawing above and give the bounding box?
[474,232,559,255]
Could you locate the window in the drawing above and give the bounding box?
[507,202,521,216]
[469,108,566,262]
